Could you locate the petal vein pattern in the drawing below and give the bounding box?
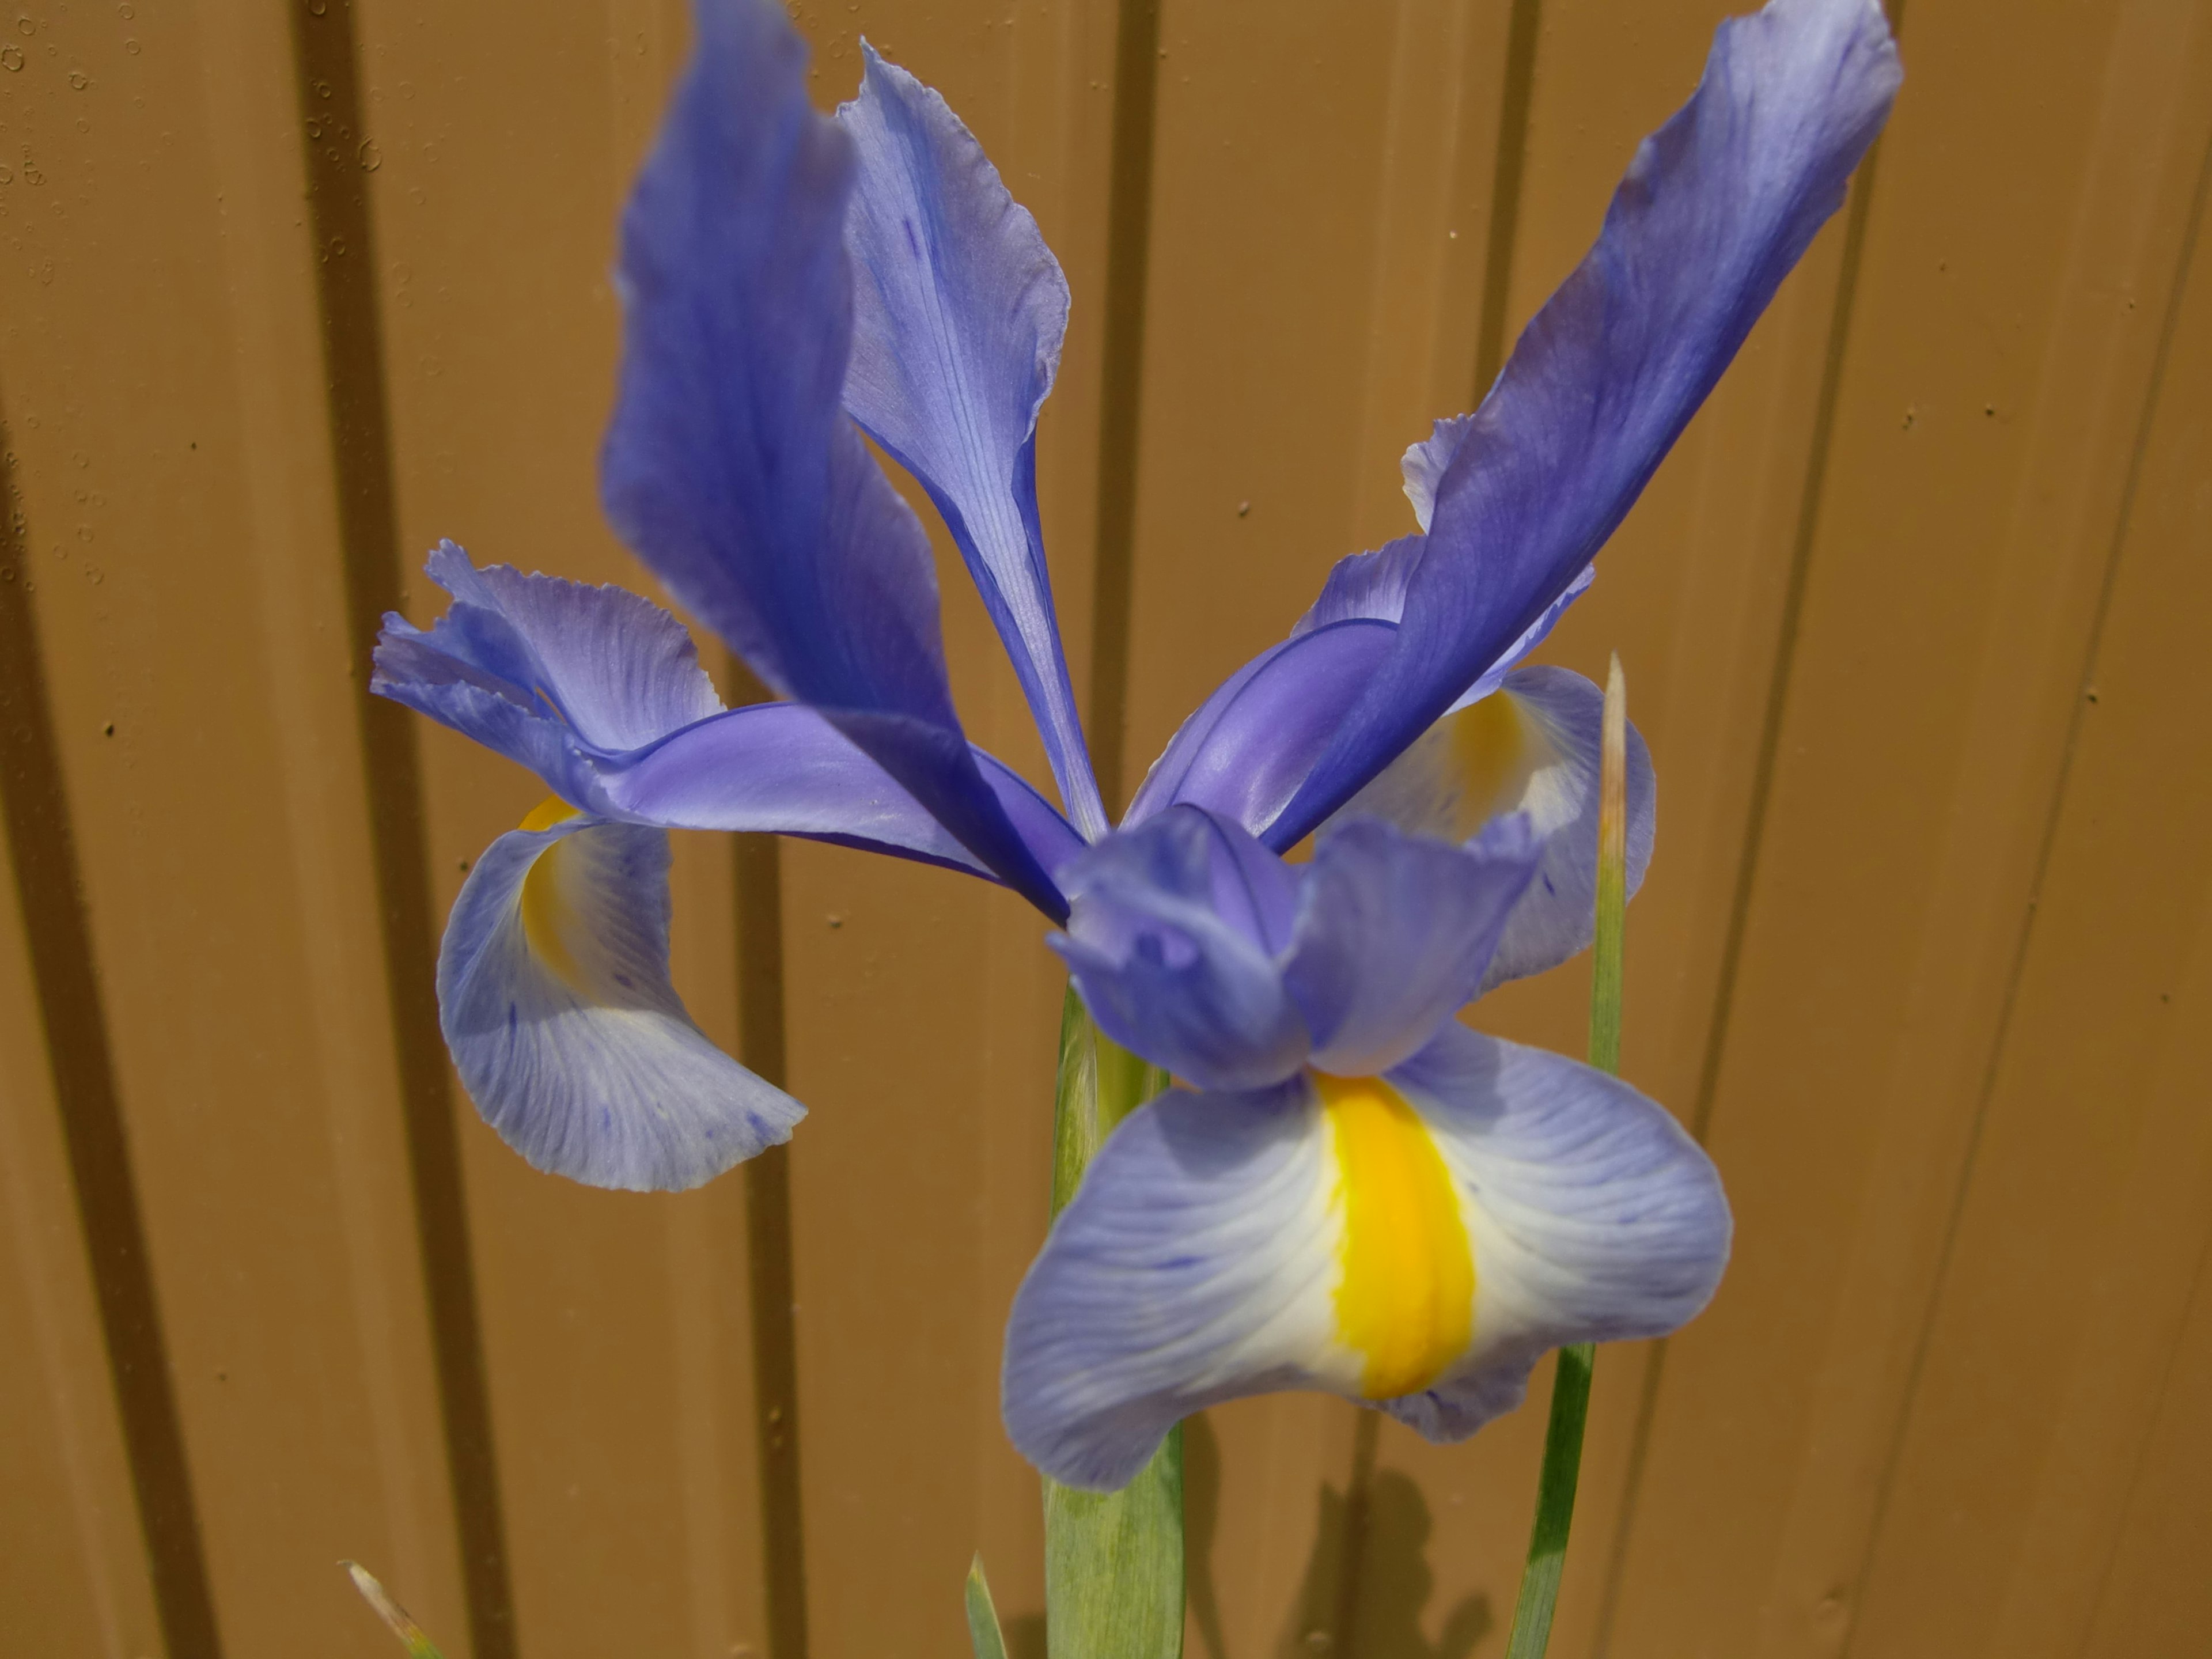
[839,46,1107,839]
[440,812,804,1192]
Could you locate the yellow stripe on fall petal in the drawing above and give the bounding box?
[518,794,586,987]
[1317,1073,1475,1398]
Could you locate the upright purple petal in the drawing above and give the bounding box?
[600,0,1064,918]
[1274,0,1900,844]
[838,47,1106,839]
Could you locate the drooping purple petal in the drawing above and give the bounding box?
[1283,816,1540,1077]
[599,0,1063,918]
[440,815,803,1191]
[1274,0,1899,844]
[1050,808,1307,1092]
[838,46,1106,839]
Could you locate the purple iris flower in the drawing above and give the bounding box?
[1006,808,1730,1489]
[372,0,1897,1224]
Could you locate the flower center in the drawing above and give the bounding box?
[1316,1071,1475,1399]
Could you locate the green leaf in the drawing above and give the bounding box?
[342,1562,446,1659]
[1044,989,1185,1659]
[1502,652,1629,1659]
[965,1554,1012,1659]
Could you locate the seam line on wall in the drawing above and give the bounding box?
[0,415,225,1659]
[285,5,517,1655]
[727,651,809,1659]
[1084,0,1165,819]
[1472,0,1543,397]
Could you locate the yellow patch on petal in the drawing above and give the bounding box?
[1338,689,1560,845]
[519,794,582,834]
[518,794,586,987]
[1318,1072,1475,1398]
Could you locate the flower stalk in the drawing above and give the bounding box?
[1043,987,1184,1659]
[1502,653,1629,1659]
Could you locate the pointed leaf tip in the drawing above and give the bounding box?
[964,1553,1011,1659]
[343,1561,446,1659]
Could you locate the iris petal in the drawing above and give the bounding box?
[373,543,725,801]
[1285,816,1540,1076]
[600,0,1062,916]
[839,47,1105,839]
[1123,618,1396,836]
[1002,1077,1341,1491]
[1381,1023,1729,1442]
[1273,0,1900,843]
[1328,666,1656,990]
[439,815,802,1192]
[1051,808,1307,1092]
[1001,1027,1728,1489]
[604,700,1088,878]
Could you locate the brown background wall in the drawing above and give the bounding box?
[3,1,2210,1657]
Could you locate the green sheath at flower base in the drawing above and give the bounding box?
[343,1562,446,1659]
[1502,653,1629,1659]
[1043,986,1184,1659]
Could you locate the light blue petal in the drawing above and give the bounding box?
[1051,808,1307,1092]
[1002,1077,1338,1491]
[1380,1022,1729,1441]
[439,818,802,1191]
[1274,0,1899,844]
[838,47,1105,839]
[1284,816,1540,1076]
[600,0,1063,916]
[1326,666,1656,990]
[1000,1026,1729,1488]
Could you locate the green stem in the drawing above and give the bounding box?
[1043,986,1185,1659]
[1502,654,1628,1659]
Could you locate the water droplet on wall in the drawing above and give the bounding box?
[357,137,380,171]
[1,46,22,70]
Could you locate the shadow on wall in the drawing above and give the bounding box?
[1185,1413,1494,1659]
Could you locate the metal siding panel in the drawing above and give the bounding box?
[0,766,163,1659]
[1604,3,2212,1656]
[0,3,467,1653]
[351,2,773,1654]
[1853,50,2212,1654]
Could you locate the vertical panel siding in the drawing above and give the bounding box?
[1607,3,2212,1657]
[351,2,774,1655]
[1849,59,2212,1656]
[0,718,162,1657]
[0,3,465,1656]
